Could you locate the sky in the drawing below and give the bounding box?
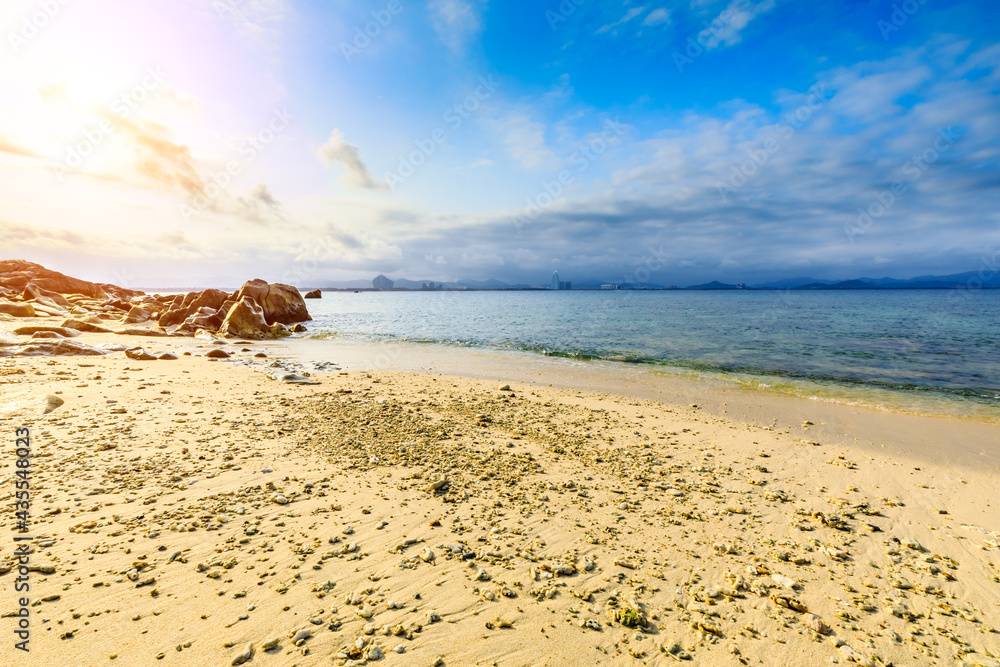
[0,0,998,288]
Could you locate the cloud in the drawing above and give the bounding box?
[596,7,647,35]
[702,0,776,50]
[643,8,671,26]
[317,128,384,190]
[493,112,561,170]
[429,0,486,53]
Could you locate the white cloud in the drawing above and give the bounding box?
[643,8,671,26]
[317,129,384,190]
[596,7,646,35]
[429,0,486,53]
[703,0,776,50]
[492,112,561,170]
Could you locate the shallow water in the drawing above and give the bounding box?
[299,289,1000,421]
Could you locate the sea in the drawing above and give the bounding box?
[299,289,1000,422]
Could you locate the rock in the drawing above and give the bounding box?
[802,613,830,635]
[219,297,271,340]
[290,323,308,333]
[121,304,155,324]
[270,323,291,338]
[232,279,311,325]
[125,348,157,361]
[116,328,169,337]
[0,340,109,357]
[271,373,320,385]
[231,642,253,665]
[304,289,322,299]
[157,352,178,360]
[14,326,80,337]
[0,299,35,317]
[60,318,112,333]
[0,260,141,299]
[43,395,65,415]
[30,331,63,339]
[206,349,231,359]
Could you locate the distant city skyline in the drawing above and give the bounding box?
[0,1,997,288]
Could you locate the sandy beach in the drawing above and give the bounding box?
[3,322,999,667]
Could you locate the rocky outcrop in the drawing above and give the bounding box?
[0,299,35,317]
[304,289,322,299]
[158,288,229,327]
[218,297,270,340]
[0,339,110,357]
[0,259,142,300]
[1,261,313,348]
[233,279,311,326]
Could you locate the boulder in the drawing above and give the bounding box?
[122,305,154,324]
[304,289,322,299]
[206,348,230,359]
[232,279,311,325]
[158,288,228,328]
[30,331,63,340]
[0,340,109,357]
[14,326,80,338]
[0,299,35,317]
[290,323,308,333]
[20,283,72,307]
[0,260,143,300]
[60,318,113,334]
[180,307,224,332]
[218,297,271,340]
[116,328,169,337]
[125,348,157,361]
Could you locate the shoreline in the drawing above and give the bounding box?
[276,336,1000,472]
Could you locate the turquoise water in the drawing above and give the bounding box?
[303,289,1000,420]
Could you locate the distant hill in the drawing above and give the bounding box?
[685,281,740,290]
[751,277,836,289]
[796,279,875,290]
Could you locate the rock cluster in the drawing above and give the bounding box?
[0,261,311,348]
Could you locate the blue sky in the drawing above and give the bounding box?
[0,0,998,287]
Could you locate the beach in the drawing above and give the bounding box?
[3,323,999,666]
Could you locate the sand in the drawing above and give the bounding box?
[1,326,999,666]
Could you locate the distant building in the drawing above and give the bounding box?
[601,284,622,290]
[372,274,394,290]
[550,271,571,290]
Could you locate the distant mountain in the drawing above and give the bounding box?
[796,279,875,290]
[751,277,836,289]
[685,281,740,290]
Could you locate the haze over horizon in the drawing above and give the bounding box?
[1,0,998,289]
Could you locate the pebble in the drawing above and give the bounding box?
[230,643,253,665]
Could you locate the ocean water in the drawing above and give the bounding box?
[302,289,1000,421]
